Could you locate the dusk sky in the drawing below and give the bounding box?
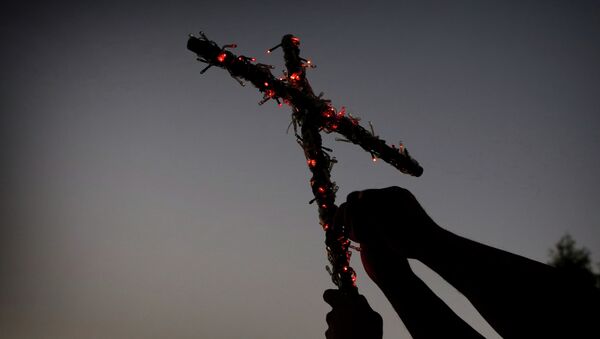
[2,1,599,338]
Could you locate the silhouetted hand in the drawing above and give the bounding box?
[335,186,441,260]
[323,290,383,339]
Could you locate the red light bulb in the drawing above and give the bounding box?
[322,108,334,119]
[217,52,227,63]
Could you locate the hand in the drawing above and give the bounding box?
[335,186,441,260]
[323,290,383,339]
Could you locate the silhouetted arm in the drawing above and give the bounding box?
[418,227,600,338]
[337,186,600,338]
[360,245,484,339]
[323,254,483,339]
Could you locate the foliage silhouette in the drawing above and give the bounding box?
[548,233,600,289]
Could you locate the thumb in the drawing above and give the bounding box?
[323,289,343,307]
[324,289,371,309]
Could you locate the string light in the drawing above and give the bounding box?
[322,107,335,119]
[289,72,301,81]
[187,32,424,294]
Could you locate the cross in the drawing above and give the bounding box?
[187,32,423,294]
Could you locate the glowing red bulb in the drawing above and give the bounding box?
[216,52,227,63]
[265,89,275,98]
[307,159,317,167]
[330,124,338,130]
[337,107,346,117]
[251,57,256,62]
[321,204,327,209]
[318,186,326,194]
[343,266,349,272]
[372,157,378,162]
[291,37,300,45]
[264,82,269,87]
[322,108,335,119]
[289,72,301,81]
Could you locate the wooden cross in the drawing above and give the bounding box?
[187,32,423,294]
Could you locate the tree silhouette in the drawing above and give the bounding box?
[548,234,600,289]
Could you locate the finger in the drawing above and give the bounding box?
[344,191,366,242]
[359,186,412,206]
[323,289,342,307]
[333,202,347,234]
[345,293,374,311]
[346,190,363,204]
[382,186,409,195]
[325,311,334,325]
[382,186,416,206]
[335,202,361,243]
[355,294,371,309]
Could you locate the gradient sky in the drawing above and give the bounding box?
[2,1,599,338]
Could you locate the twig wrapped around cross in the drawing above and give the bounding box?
[187,32,423,294]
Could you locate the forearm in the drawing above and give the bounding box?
[339,186,599,337]
[376,268,483,339]
[418,228,556,295]
[417,227,597,337]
